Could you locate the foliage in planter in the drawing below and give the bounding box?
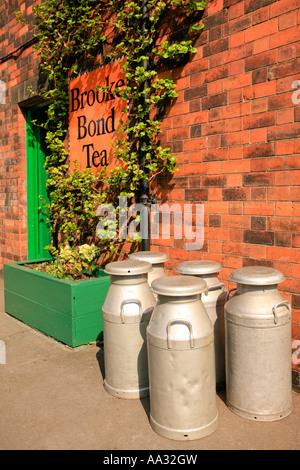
[33,244,101,281]
[17,0,207,257]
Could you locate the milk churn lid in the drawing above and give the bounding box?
[151,275,207,296]
[176,260,222,275]
[229,266,285,285]
[129,250,169,264]
[104,259,152,276]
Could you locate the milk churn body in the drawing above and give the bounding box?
[147,276,218,440]
[129,251,168,290]
[176,260,226,389]
[225,266,292,421]
[102,260,156,399]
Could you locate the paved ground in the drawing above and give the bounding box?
[0,271,299,451]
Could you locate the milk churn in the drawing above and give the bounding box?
[129,250,168,290]
[102,259,156,399]
[176,260,226,389]
[147,275,218,440]
[225,266,292,421]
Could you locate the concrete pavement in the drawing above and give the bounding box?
[0,271,299,450]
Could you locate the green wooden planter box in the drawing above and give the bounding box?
[4,260,111,348]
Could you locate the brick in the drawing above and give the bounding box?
[270,0,300,18]
[183,163,207,175]
[202,175,227,187]
[221,131,249,147]
[184,110,208,126]
[204,201,228,214]
[245,50,277,72]
[222,159,251,173]
[244,18,277,43]
[229,229,244,242]
[251,244,267,259]
[268,58,300,80]
[209,214,222,227]
[223,215,250,229]
[183,137,206,151]
[201,121,227,136]
[223,242,251,257]
[252,68,268,85]
[278,44,297,63]
[243,173,273,186]
[244,201,274,215]
[204,227,229,241]
[251,216,266,230]
[268,155,300,171]
[185,189,208,201]
[244,0,278,14]
[184,84,207,101]
[252,7,270,26]
[228,201,243,214]
[243,257,274,268]
[202,92,228,110]
[292,294,300,310]
[229,2,244,20]
[209,25,222,43]
[203,65,230,84]
[223,73,252,91]
[168,127,189,141]
[202,148,228,161]
[202,9,229,30]
[244,142,275,159]
[244,230,274,245]
[209,107,223,121]
[267,123,300,141]
[223,102,251,119]
[244,111,275,129]
[226,14,252,35]
[268,93,293,111]
[251,98,268,114]
[244,80,277,100]
[275,232,292,247]
[269,217,300,232]
[270,26,300,49]
[203,38,229,57]
[230,31,245,48]
[275,202,293,216]
[267,246,300,263]
[223,42,252,64]
[222,188,249,201]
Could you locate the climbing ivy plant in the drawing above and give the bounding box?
[18,0,206,258]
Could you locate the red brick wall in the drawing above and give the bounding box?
[151,0,300,378]
[0,0,40,265]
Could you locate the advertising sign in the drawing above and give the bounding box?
[69,60,126,174]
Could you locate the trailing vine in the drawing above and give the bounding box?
[18,0,206,260]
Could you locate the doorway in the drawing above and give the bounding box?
[26,106,51,260]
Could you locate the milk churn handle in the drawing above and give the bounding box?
[226,288,236,302]
[206,282,225,293]
[166,319,194,349]
[120,299,142,324]
[272,300,291,324]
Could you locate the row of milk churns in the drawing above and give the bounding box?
[101,251,292,440]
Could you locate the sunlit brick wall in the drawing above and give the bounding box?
[0,0,39,266]
[151,0,300,381]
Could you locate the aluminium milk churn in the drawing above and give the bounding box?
[225,266,292,421]
[129,250,168,294]
[147,275,218,440]
[176,260,226,389]
[102,259,156,399]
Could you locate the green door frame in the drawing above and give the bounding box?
[26,106,51,260]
